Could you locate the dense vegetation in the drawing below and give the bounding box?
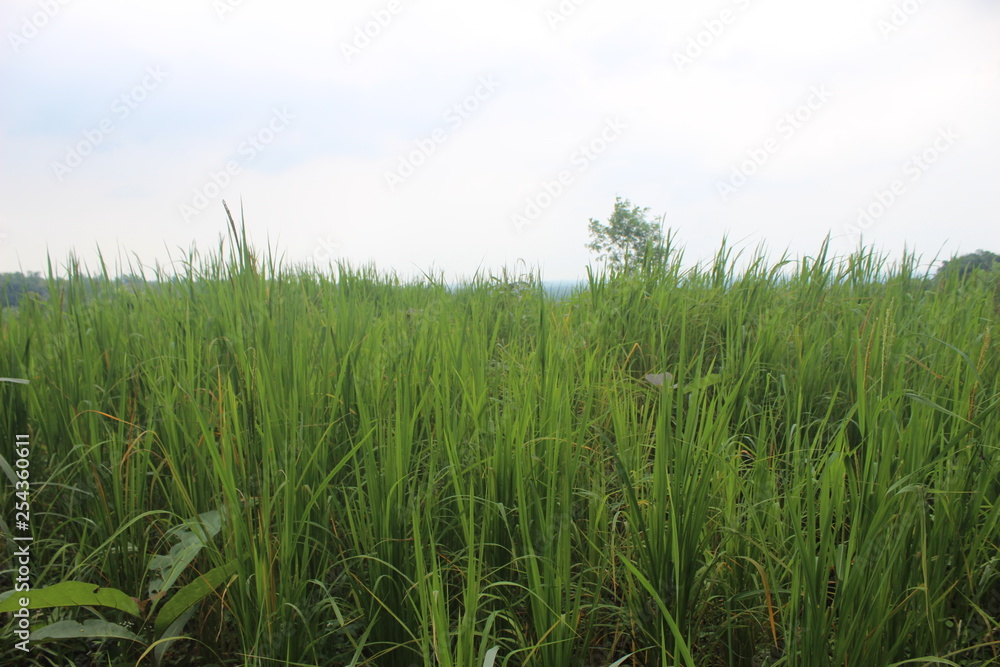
[0,272,51,308]
[935,251,1000,283]
[1,230,998,666]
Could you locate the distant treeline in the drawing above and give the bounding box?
[1,251,997,308]
[936,250,1000,280]
[1,272,52,307]
[0,272,159,308]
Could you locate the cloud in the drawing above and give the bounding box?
[2,0,999,278]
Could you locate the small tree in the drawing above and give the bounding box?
[586,197,666,271]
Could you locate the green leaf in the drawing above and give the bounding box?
[148,509,224,597]
[0,452,17,488]
[0,581,140,617]
[683,373,721,393]
[619,556,696,667]
[153,559,238,637]
[481,646,500,667]
[31,619,143,642]
[153,604,198,665]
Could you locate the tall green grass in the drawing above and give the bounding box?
[1,225,998,666]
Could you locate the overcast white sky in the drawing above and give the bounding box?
[1,0,998,281]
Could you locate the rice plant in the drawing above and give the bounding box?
[0,222,997,666]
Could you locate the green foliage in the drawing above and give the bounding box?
[1,222,998,665]
[586,197,667,271]
[0,271,50,307]
[153,559,238,637]
[31,619,144,642]
[0,582,140,617]
[0,508,233,665]
[147,509,224,598]
[936,249,1000,281]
